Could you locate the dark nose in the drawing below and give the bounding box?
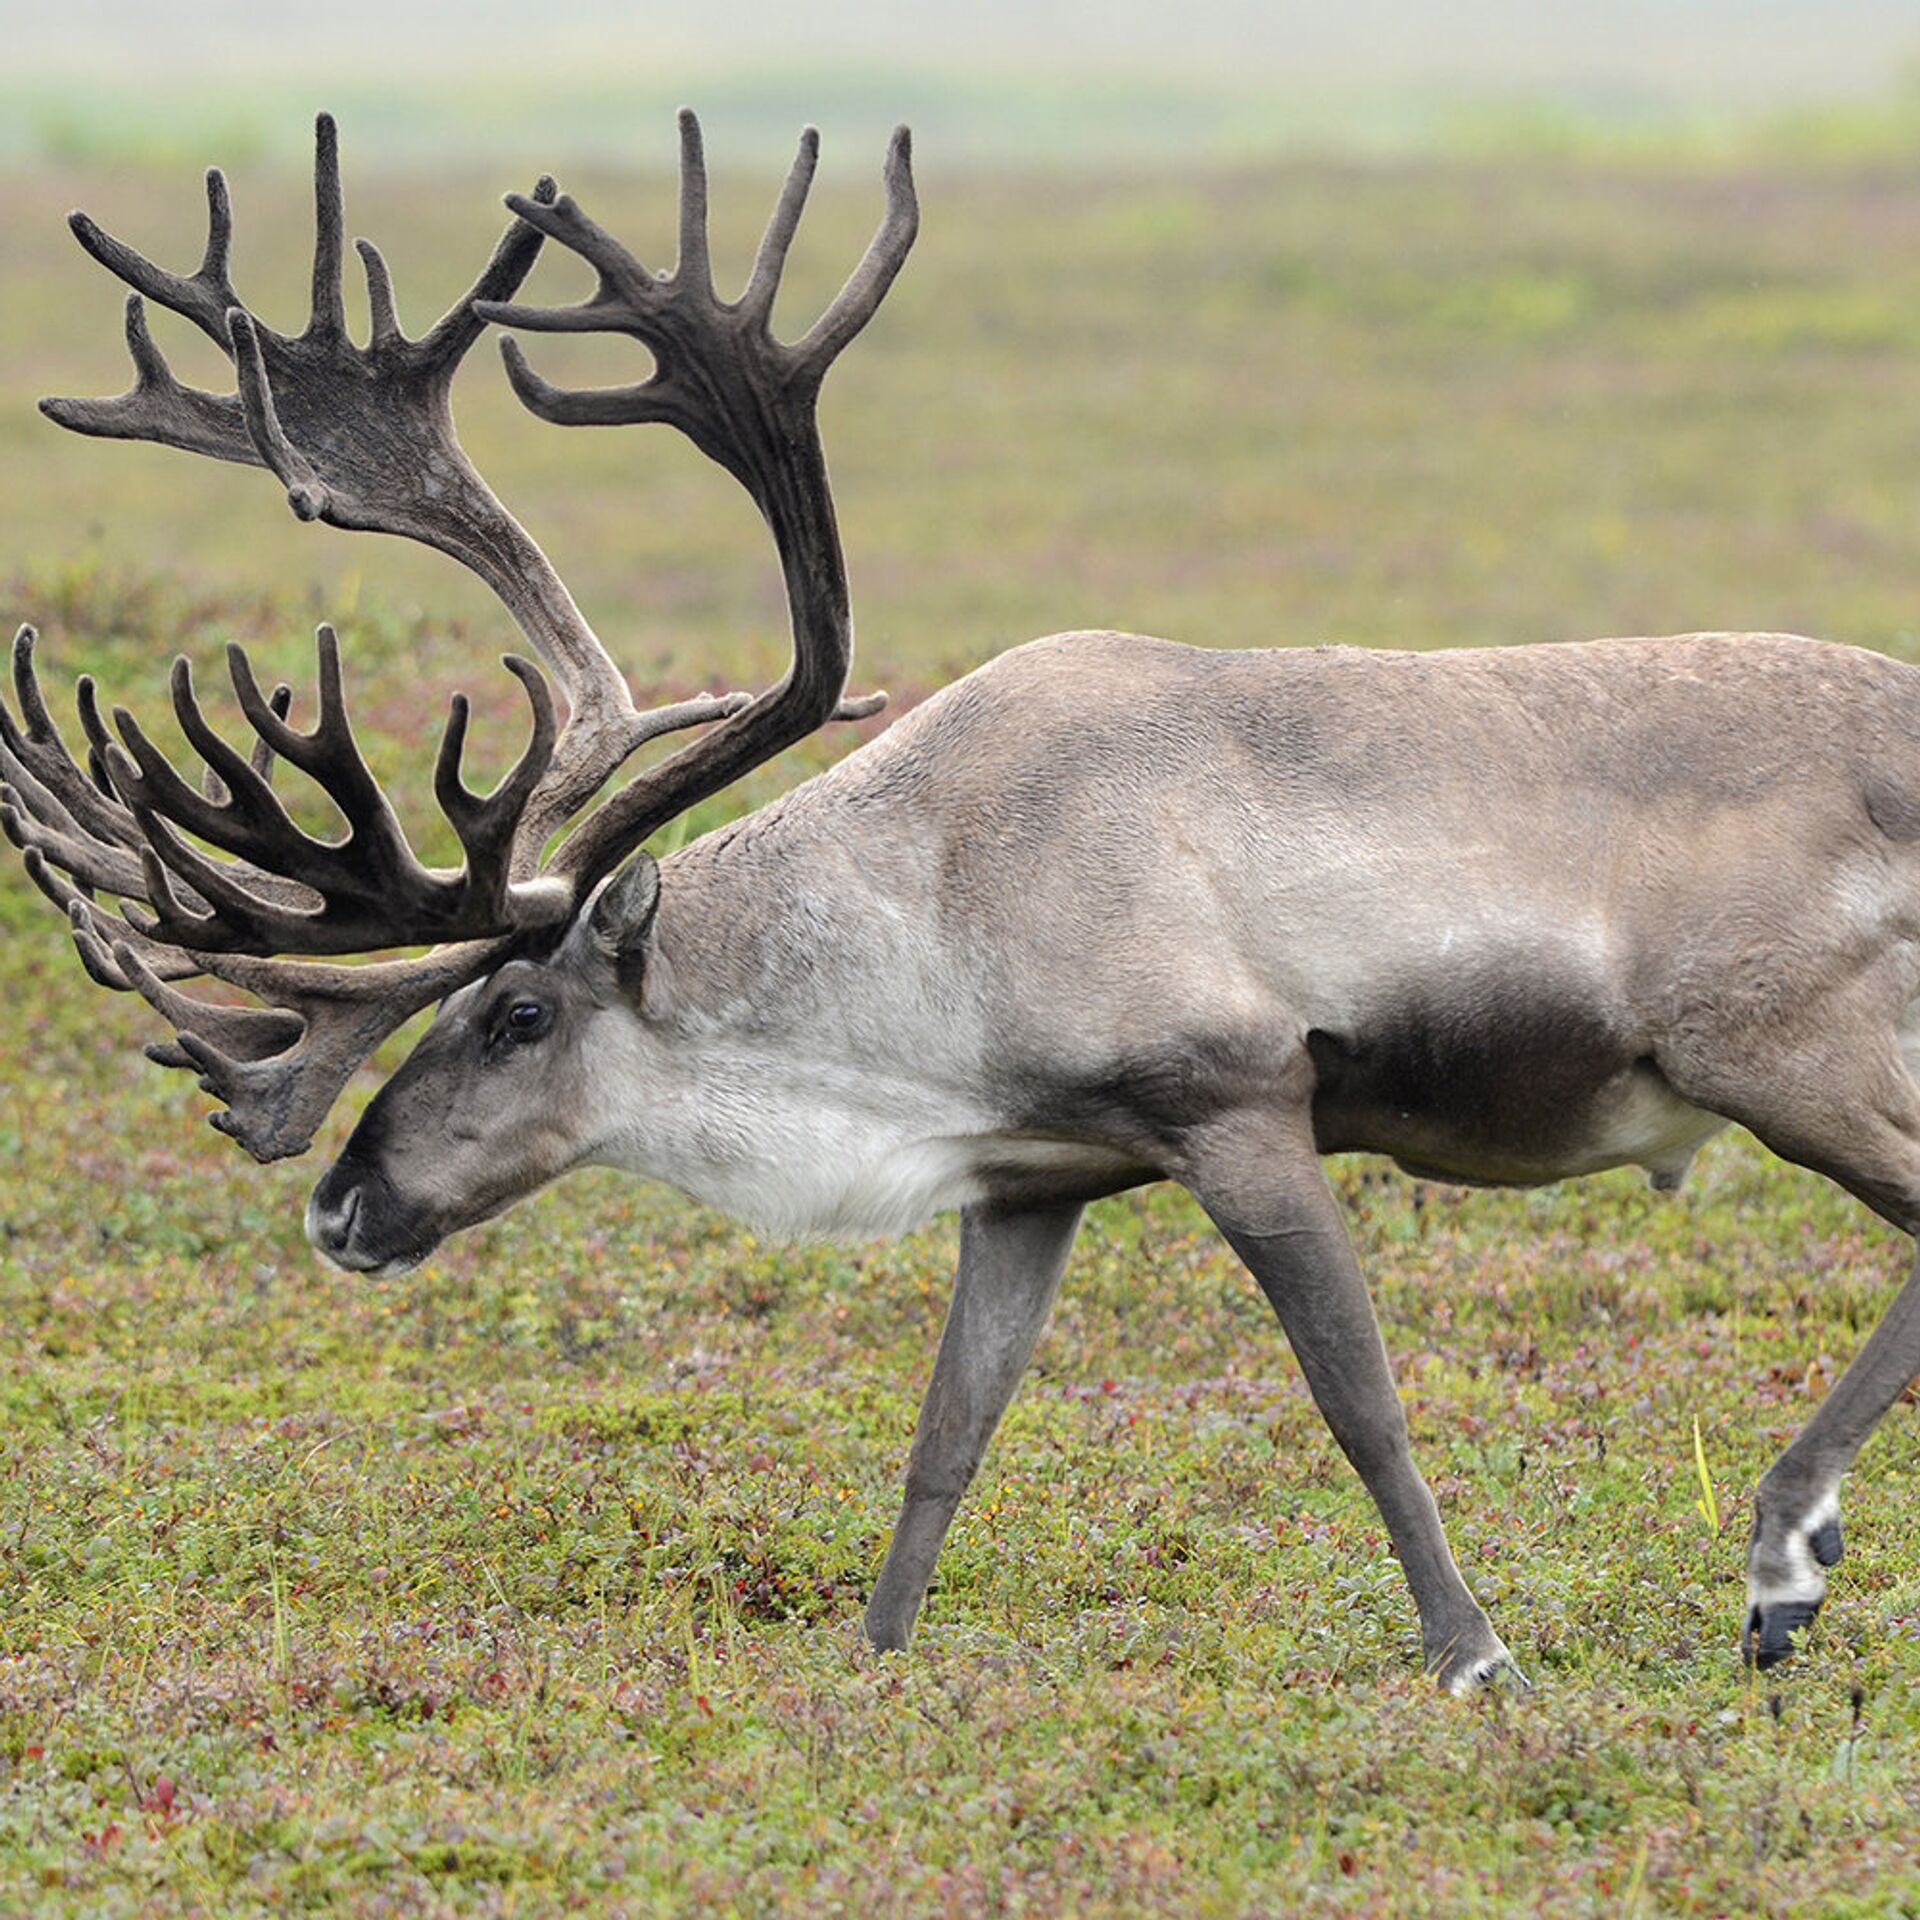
[306,1157,401,1270]
[305,1179,361,1263]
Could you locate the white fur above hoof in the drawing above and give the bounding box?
[1429,1635,1527,1695]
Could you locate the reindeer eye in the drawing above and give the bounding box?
[502,999,550,1042]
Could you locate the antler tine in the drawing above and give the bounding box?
[1,626,152,864]
[740,126,820,323]
[229,310,329,522]
[355,239,403,351]
[417,174,560,365]
[675,106,713,295]
[2,775,151,901]
[308,113,347,342]
[38,295,256,465]
[7,624,67,753]
[433,655,562,906]
[173,655,321,851]
[206,682,291,804]
[109,929,306,1063]
[64,166,243,348]
[253,684,293,781]
[495,337,681,433]
[478,192,656,334]
[287,624,384,810]
[201,166,234,288]
[792,125,918,379]
[16,849,203,987]
[227,640,313,765]
[77,679,132,803]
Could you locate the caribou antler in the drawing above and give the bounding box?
[6,111,915,1160]
[480,108,912,894]
[38,114,763,825]
[0,619,557,1156]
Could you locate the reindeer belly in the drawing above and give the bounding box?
[1305,997,1726,1191]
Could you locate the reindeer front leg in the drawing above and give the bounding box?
[1184,1109,1519,1691]
[865,1200,1083,1650]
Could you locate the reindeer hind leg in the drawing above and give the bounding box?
[1659,1011,1920,1669]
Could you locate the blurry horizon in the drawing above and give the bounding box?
[10,0,1919,97]
[5,0,1920,170]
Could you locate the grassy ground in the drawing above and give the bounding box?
[4,133,1920,1915]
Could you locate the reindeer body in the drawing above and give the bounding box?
[596,627,1915,1235]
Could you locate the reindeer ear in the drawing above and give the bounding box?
[588,851,661,957]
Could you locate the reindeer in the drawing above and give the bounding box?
[5,113,1917,1691]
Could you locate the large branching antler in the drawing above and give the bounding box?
[479,109,913,895]
[0,620,561,1154]
[4,111,916,1161]
[38,113,739,811]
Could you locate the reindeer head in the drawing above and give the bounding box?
[305,856,665,1273]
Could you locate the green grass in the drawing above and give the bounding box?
[5,134,1920,1914]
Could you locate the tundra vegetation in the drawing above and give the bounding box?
[3,115,1920,1917]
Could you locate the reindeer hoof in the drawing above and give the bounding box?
[1744,1598,1821,1671]
[1744,1487,1840,1670]
[1462,1652,1531,1696]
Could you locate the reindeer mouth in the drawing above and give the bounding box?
[361,1249,434,1280]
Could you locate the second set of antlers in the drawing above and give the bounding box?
[0,110,917,1161]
